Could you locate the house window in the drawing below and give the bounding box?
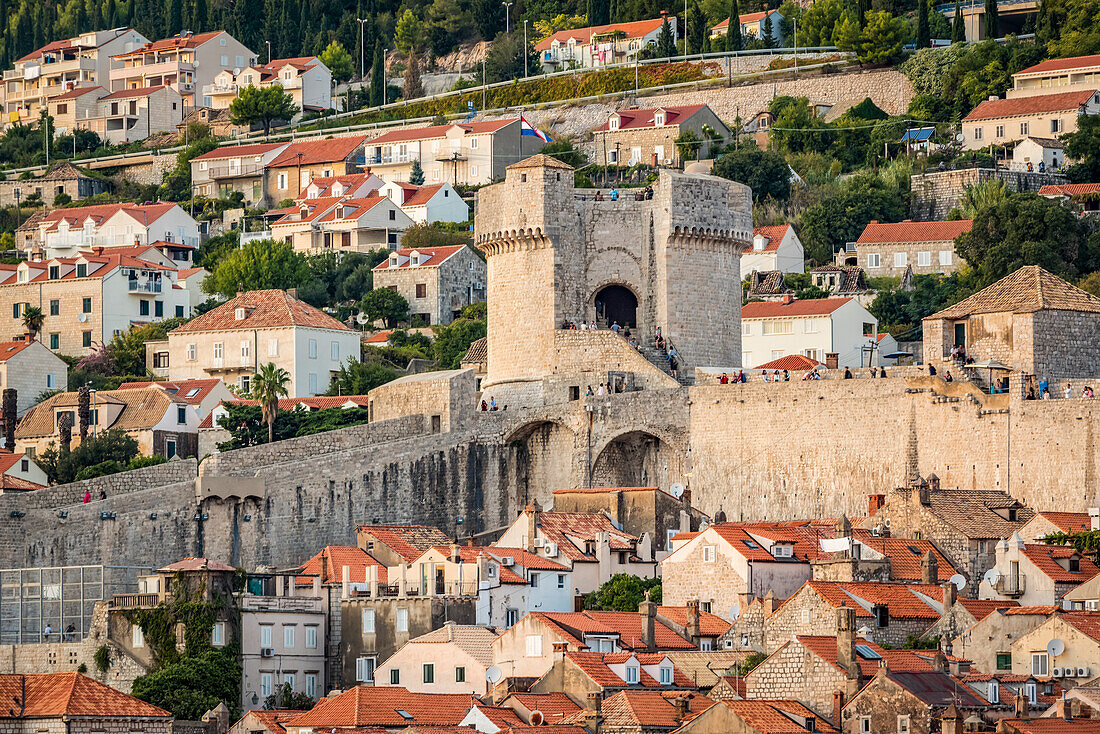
[82,297,92,313]
[609,117,620,130]
[77,263,87,277]
[269,338,279,356]
[278,173,288,189]
[659,666,672,684]
[1051,119,1062,133]
[260,624,273,648]
[281,673,296,693]
[390,668,400,685]
[416,283,426,299]
[703,545,716,562]
[1032,652,1048,677]
[211,622,225,646]
[241,339,251,360]
[456,666,466,682]
[861,717,871,734]
[625,665,639,684]
[396,607,409,632]
[917,251,931,267]
[175,305,184,317]
[48,265,59,279]
[187,344,197,361]
[82,331,92,348]
[974,127,983,141]
[283,625,295,648]
[470,138,479,149]
[995,125,1004,138]
[389,210,396,220]
[154,301,163,317]
[1021,122,1029,135]
[558,574,566,589]
[305,626,317,648]
[50,333,60,350]
[308,373,318,394]
[260,672,273,697]
[362,609,375,633]
[423,663,435,683]
[898,715,910,734]
[939,251,953,266]
[308,339,317,358]
[132,626,144,647]
[331,341,339,360]
[305,673,317,698]
[867,253,881,268]
[894,252,907,268]
[356,656,376,682]
[506,608,519,627]
[177,406,187,424]
[139,299,150,316]
[49,299,59,315]
[801,609,812,624]
[700,639,713,650]
[804,319,819,333]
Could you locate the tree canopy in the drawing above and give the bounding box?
[203,239,312,299]
[711,148,791,202]
[229,85,298,135]
[583,573,662,611]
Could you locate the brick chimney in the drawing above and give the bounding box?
[781,294,794,305]
[763,590,778,615]
[826,353,839,369]
[921,551,938,585]
[832,691,845,729]
[941,704,962,734]
[868,494,886,516]
[586,692,602,734]
[526,505,539,553]
[941,580,956,611]
[1015,690,1030,719]
[686,599,701,640]
[1057,697,1073,722]
[640,593,657,650]
[836,605,857,678]
[673,696,690,723]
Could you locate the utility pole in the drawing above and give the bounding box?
[265,40,271,64]
[793,18,798,73]
[523,19,529,79]
[615,142,621,182]
[502,1,513,33]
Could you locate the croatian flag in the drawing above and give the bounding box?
[521,116,552,143]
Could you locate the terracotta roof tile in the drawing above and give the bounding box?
[850,531,959,582]
[295,546,387,585]
[1039,183,1100,197]
[0,340,34,361]
[721,699,836,734]
[742,298,854,319]
[999,719,1100,734]
[41,201,176,231]
[504,693,582,723]
[240,710,303,734]
[16,386,185,439]
[535,18,669,51]
[530,512,637,561]
[575,611,695,649]
[712,10,780,30]
[50,85,105,101]
[792,635,935,678]
[856,220,972,244]
[111,31,223,57]
[486,547,571,571]
[751,225,793,252]
[1033,512,1092,534]
[656,606,732,637]
[590,690,714,728]
[594,105,708,132]
[754,354,823,371]
[403,184,446,207]
[193,143,287,161]
[964,90,1098,121]
[954,597,1018,621]
[563,651,697,688]
[406,625,497,667]
[99,85,168,100]
[802,581,944,619]
[1022,545,1099,583]
[469,705,523,729]
[0,672,171,718]
[268,135,370,167]
[172,289,353,333]
[1016,54,1100,76]
[286,687,476,728]
[117,378,223,405]
[368,119,516,145]
[884,487,1033,538]
[373,246,467,270]
[357,524,453,562]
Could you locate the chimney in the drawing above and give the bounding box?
[836,606,857,678]
[868,494,886,516]
[826,353,839,370]
[763,590,778,616]
[686,599,701,640]
[341,564,350,599]
[450,543,461,563]
[921,551,938,585]
[781,294,794,305]
[640,594,657,650]
[287,287,297,300]
[585,692,602,734]
[941,580,956,611]
[526,505,539,553]
[673,696,689,724]
[833,691,845,729]
[1015,690,1030,719]
[932,650,947,673]
[612,490,624,528]
[1057,697,1073,722]
[941,705,962,734]
[553,641,568,661]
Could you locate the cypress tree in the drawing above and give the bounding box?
[587,0,610,26]
[916,0,930,47]
[858,0,870,27]
[193,0,207,31]
[656,17,675,57]
[760,12,774,48]
[984,0,997,39]
[369,40,384,106]
[952,0,964,42]
[168,0,183,36]
[726,0,742,51]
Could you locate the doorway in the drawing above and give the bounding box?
[594,285,638,328]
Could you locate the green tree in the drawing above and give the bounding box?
[400,224,471,248]
[361,288,409,327]
[369,41,385,107]
[327,360,397,395]
[1064,114,1100,182]
[1036,0,1067,45]
[951,0,964,42]
[958,178,1008,217]
[21,305,44,338]
[1078,271,1100,299]
[229,85,297,135]
[403,49,424,100]
[432,315,487,369]
[656,18,676,57]
[725,0,743,50]
[711,148,791,202]
[409,158,426,185]
[583,573,662,611]
[916,0,930,47]
[251,362,291,443]
[106,318,188,376]
[483,31,527,82]
[796,0,843,45]
[131,650,241,721]
[320,40,355,83]
[799,172,907,264]
[35,430,141,485]
[675,129,700,161]
[686,0,707,53]
[203,239,311,299]
[264,682,314,710]
[395,9,423,53]
[160,131,217,202]
[760,11,775,47]
[856,11,906,64]
[983,0,998,38]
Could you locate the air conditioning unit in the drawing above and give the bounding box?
[533,537,545,547]
[1079,667,1091,677]
[261,648,274,658]
[1052,667,1064,677]
[663,158,673,165]
[546,542,559,557]
[501,557,515,566]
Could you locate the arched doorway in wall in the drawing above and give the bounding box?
[594,284,638,328]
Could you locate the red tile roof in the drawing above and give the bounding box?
[504,693,582,723]
[373,246,468,270]
[241,710,304,734]
[1016,54,1100,76]
[535,18,669,51]
[366,119,517,145]
[742,298,854,319]
[486,547,571,571]
[1022,544,1099,583]
[1039,183,1100,197]
[0,672,171,718]
[721,699,837,734]
[0,340,34,361]
[754,354,823,371]
[295,545,388,585]
[172,289,353,333]
[286,687,476,728]
[193,143,287,161]
[531,512,638,561]
[712,10,780,30]
[594,105,708,132]
[403,184,447,207]
[792,635,935,678]
[1003,605,1062,615]
[117,379,223,405]
[268,135,370,167]
[849,531,959,582]
[17,28,132,62]
[564,651,698,687]
[358,524,454,562]
[799,581,943,619]
[99,85,168,100]
[1033,512,1092,533]
[656,606,732,637]
[592,690,715,728]
[856,219,972,244]
[1000,719,1100,734]
[954,597,1018,621]
[469,705,523,730]
[574,611,695,649]
[41,202,176,231]
[751,225,793,252]
[964,90,1098,121]
[51,85,105,101]
[111,31,223,57]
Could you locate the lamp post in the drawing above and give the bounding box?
[265,40,271,64]
[503,2,513,33]
[356,18,368,83]
[523,19,529,79]
[383,49,389,105]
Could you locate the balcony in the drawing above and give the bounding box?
[994,573,1026,597]
[109,592,167,609]
[128,279,163,294]
[207,162,264,180]
[203,83,239,97]
[240,595,323,612]
[240,230,274,247]
[110,60,193,82]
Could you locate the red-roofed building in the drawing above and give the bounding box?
[302,171,386,200]
[1020,512,1094,541]
[536,17,677,71]
[269,194,414,254]
[562,689,715,732]
[847,219,972,276]
[743,225,804,275]
[356,524,454,565]
[979,533,1100,606]
[677,698,836,734]
[0,672,172,729]
[265,135,371,206]
[529,651,702,700]
[709,9,785,44]
[204,55,333,118]
[0,335,68,415]
[190,143,291,204]
[1012,54,1100,100]
[1010,612,1100,684]
[741,297,880,368]
[283,687,477,733]
[109,31,256,106]
[3,29,150,127]
[116,378,234,418]
[163,289,359,396]
[998,718,1100,734]
[1039,182,1100,214]
[33,201,199,260]
[841,667,993,734]
[76,84,188,144]
[961,89,1100,150]
[0,448,48,492]
[501,693,583,724]
[363,119,544,187]
[592,103,729,167]
[372,246,485,325]
[378,181,470,224]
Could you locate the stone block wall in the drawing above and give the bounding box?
[1031,309,1100,382]
[910,168,1069,221]
[744,639,847,719]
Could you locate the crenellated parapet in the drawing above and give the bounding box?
[475,227,554,257]
[667,225,752,254]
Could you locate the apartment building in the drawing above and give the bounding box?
[362,119,542,187]
[0,247,197,356]
[190,142,290,203]
[269,195,414,254]
[741,296,881,368]
[372,246,486,325]
[841,219,973,276]
[204,56,332,117]
[80,85,188,144]
[264,135,370,206]
[591,104,730,167]
[961,89,1100,150]
[1,28,149,127]
[378,181,470,224]
[46,86,109,135]
[1010,54,1100,99]
[163,289,360,396]
[29,201,200,259]
[535,16,677,71]
[109,30,257,106]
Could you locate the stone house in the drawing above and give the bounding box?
[367,368,468,433]
[1011,612,1100,685]
[948,606,1057,676]
[493,507,657,596]
[811,266,870,300]
[863,480,1033,589]
[560,689,714,733]
[746,270,792,301]
[921,266,1100,383]
[264,135,370,207]
[1018,512,1092,541]
[529,650,701,700]
[840,668,992,734]
[961,89,1100,151]
[922,577,1018,645]
[0,161,108,208]
[761,580,944,652]
[0,336,68,415]
[0,449,48,491]
[190,142,290,204]
[0,671,172,734]
[977,532,1099,606]
[229,711,302,734]
[356,524,454,568]
[378,181,470,224]
[163,289,360,397]
[549,486,707,559]
[15,383,200,459]
[110,30,257,107]
[81,85,188,144]
[673,698,835,734]
[281,686,477,733]
[844,220,972,276]
[590,104,730,168]
[2,29,150,128]
[176,106,247,137]
[270,194,414,254]
[203,55,332,117]
[741,225,804,276]
[363,119,540,187]
[535,16,676,72]
[373,623,496,694]
[741,296,880,368]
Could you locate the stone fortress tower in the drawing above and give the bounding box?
[474,154,753,406]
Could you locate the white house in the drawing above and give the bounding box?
[373,624,498,695]
[204,56,333,117]
[0,336,68,414]
[302,171,385,199]
[961,89,1100,151]
[0,449,49,491]
[1011,136,1066,172]
[710,10,785,44]
[740,224,804,275]
[378,182,470,224]
[741,296,881,368]
[535,17,677,72]
[36,202,201,259]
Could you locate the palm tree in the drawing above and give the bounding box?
[251,362,291,444]
[22,306,44,339]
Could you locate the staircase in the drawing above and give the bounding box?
[637,343,693,386]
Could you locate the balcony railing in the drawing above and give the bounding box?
[109,592,166,609]
[207,162,264,179]
[240,230,274,246]
[240,595,324,612]
[128,280,163,293]
[353,581,479,598]
[995,573,1026,597]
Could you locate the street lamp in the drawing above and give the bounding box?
[523,19,529,79]
[383,49,389,105]
[503,2,513,33]
[265,40,271,64]
[356,18,369,82]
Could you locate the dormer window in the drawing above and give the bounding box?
[625,664,639,684]
[989,678,999,704]
[609,116,620,131]
[753,236,766,251]
[654,111,666,126]
[773,543,794,558]
[1070,555,1081,573]
[234,307,248,321]
[389,255,399,267]
[410,250,421,266]
[658,665,672,685]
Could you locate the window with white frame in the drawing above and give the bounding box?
[867,253,881,268]
[1032,652,1049,677]
[241,339,251,359]
[526,635,543,657]
[659,666,672,684]
[331,341,340,360]
[268,338,279,356]
[860,717,871,734]
[260,624,273,648]
[187,343,197,361]
[305,625,318,648]
[396,607,409,632]
[278,173,288,189]
[917,251,931,267]
[260,672,273,697]
[761,320,794,335]
[211,622,225,646]
[703,545,716,562]
[309,339,317,358]
[305,672,317,698]
[362,609,375,633]
[894,252,907,268]
[625,664,639,683]
[213,342,224,360]
[283,625,296,648]
[132,626,144,647]
[974,127,983,141]
[609,117,620,130]
[804,319,819,333]
[356,656,376,682]
[940,250,953,266]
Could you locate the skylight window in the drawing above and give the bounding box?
[743,540,759,549]
[186,388,200,398]
[396,710,414,720]
[855,645,881,659]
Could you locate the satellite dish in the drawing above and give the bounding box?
[77,313,87,323]
[486,665,502,684]
[955,133,965,142]
[530,711,544,726]
[949,573,967,590]
[356,313,368,325]
[670,482,685,498]
[983,568,1002,586]
[729,604,740,622]
[1048,639,1066,658]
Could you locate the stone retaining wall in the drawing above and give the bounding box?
[910,167,1070,220]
